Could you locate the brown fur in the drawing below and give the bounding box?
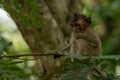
[69,14,102,56]
[70,27,102,56]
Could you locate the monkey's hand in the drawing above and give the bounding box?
[74,32,98,44]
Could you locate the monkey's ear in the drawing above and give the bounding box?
[87,17,91,20]
[85,17,91,25]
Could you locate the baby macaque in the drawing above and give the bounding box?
[62,13,106,80]
[63,13,102,56]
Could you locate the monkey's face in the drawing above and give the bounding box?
[71,19,86,33]
[71,23,81,33]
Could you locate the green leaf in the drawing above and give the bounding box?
[0,38,12,54]
[9,60,23,64]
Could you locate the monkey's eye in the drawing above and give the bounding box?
[74,23,79,26]
[74,23,81,27]
[71,23,81,28]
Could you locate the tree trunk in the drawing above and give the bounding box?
[3,0,82,76]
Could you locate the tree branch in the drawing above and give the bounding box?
[0,53,64,59]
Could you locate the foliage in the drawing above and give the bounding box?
[43,53,120,80]
[2,0,43,29]
[60,54,120,80]
[0,38,12,54]
[0,0,120,80]
[0,38,38,80]
[0,59,27,80]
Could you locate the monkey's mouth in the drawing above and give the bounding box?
[75,29,81,33]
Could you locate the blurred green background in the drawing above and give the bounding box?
[0,0,120,80]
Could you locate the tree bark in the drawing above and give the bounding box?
[3,0,82,77]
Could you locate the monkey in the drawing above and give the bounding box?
[62,13,102,56]
[61,13,106,80]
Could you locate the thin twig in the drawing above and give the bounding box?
[18,58,38,60]
[0,53,64,59]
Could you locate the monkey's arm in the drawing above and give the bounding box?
[61,43,72,51]
[61,33,76,51]
[75,32,98,44]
